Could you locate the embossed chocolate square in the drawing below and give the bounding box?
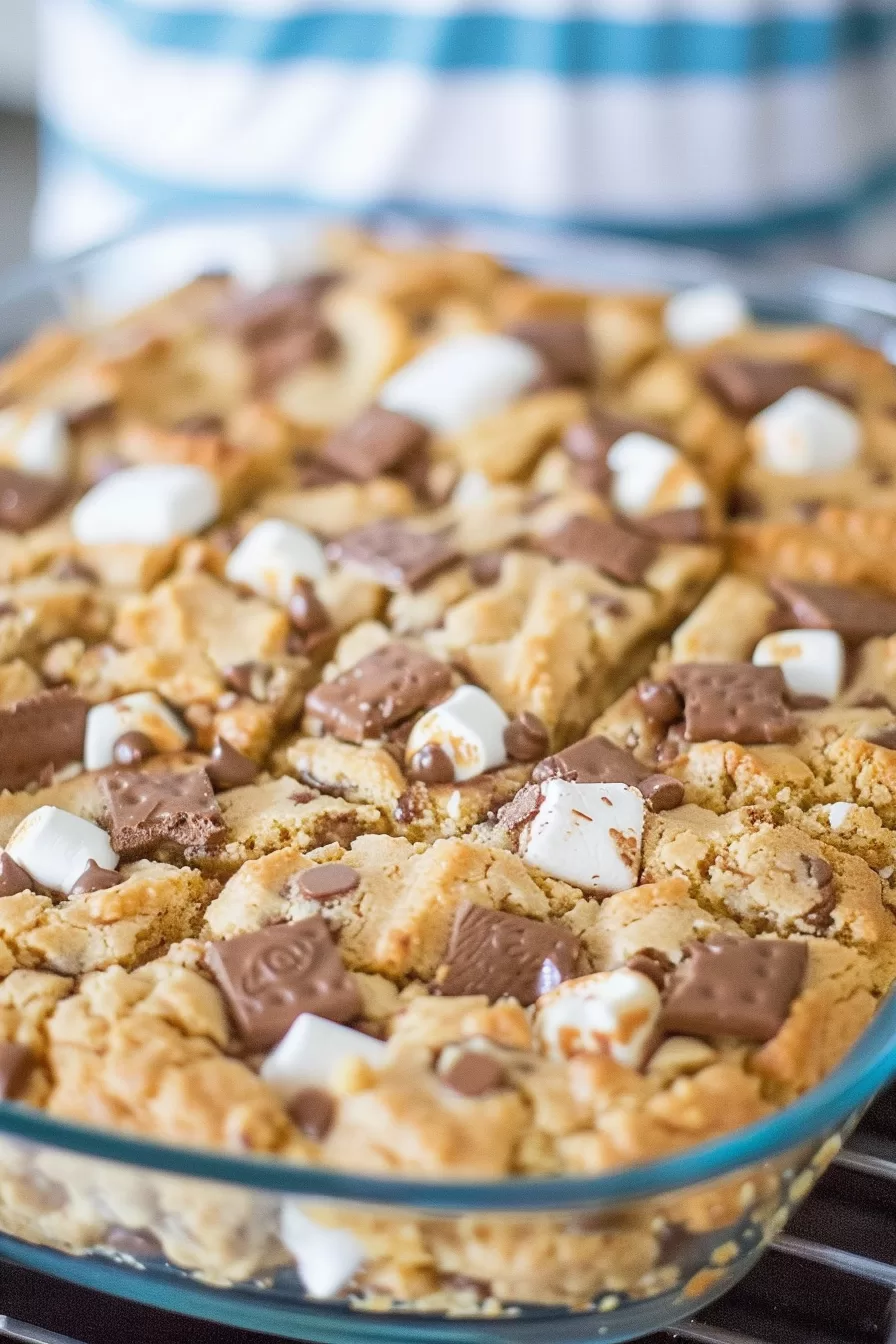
[667,663,797,744]
[305,643,453,743]
[328,519,459,590]
[0,687,88,791]
[101,768,226,858]
[659,934,807,1042]
[435,901,582,1006]
[205,914,361,1050]
[536,515,657,586]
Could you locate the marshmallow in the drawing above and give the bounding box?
[535,968,662,1069]
[0,407,70,479]
[752,628,845,702]
[451,471,492,507]
[261,1014,387,1096]
[826,801,856,830]
[664,283,748,348]
[225,518,327,603]
[281,1204,366,1300]
[607,431,707,517]
[520,779,644,893]
[84,692,190,771]
[378,333,542,434]
[749,388,861,476]
[6,806,118,893]
[405,685,509,782]
[71,464,220,546]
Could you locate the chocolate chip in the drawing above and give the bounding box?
[726,487,763,520]
[287,579,331,635]
[633,509,708,545]
[537,515,657,586]
[769,578,896,645]
[626,947,674,990]
[69,859,121,896]
[506,317,592,386]
[802,854,833,888]
[113,731,157,767]
[0,852,31,898]
[305,643,453,744]
[440,1050,506,1098]
[667,664,797,745]
[637,680,685,727]
[503,713,550,763]
[408,744,455,784]
[105,1227,164,1259]
[659,935,807,1042]
[206,737,259,790]
[296,863,360,902]
[329,520,460,591]
[0,467,67,532]
[287,1087,336,1140]
[205,914,361,1050]
[638,774,685,811]
[469,552,504,587]
[0,1042,34,1099]
[435,902,581,1006]
[222,661,270,700]
[101,769,226,859]
[0,687,88,791]
[393,789,424,824]
[321,406,429,482]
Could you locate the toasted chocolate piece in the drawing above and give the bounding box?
[305,643,452,743]
[101,768,226,858]
[770,578,896,645]
[206,737,259,790]
[0,687,88,792]
[506,317,592,386]
[297,862,360,902]
[0,1042,34,1099]
[0,852,31,898]
[436,902,581,1006]
[701,356,818,418]
[503,712,550,763]
[321,406,429,482]
[659,934,807,1041]
[537,515,657,585]
[113,730,157,767]
[287,1087,337,1140]
[408,744,455,784]
[667,663,797,745]
[329,520,460,590]
[69,860,121,896]
[633,508,708,545]
[637,679,685,727]
[205,914,361,1050]
[0,466,67,532]
[441,1050,506,1098]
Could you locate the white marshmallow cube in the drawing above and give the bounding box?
[607,431,707,517]
[281,1204,367,1299]
[71,464,220,546]
[84,692,190,771]
[225,518,327,604]
[261,1013,387,1096]
[664,283,748,348]
[752,627,845,702]
[826,801,856,830]
[0,407,70,478]
[750,387,861,476]
[6,806,118,893]
[405,684,509,782]
[535,968,662,1070]
[520,779,644,893]
[378,333,542,435]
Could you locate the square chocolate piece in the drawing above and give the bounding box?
[101,769,226,858]
[329,520,459,590]
[322,407,429,482]
[0,687,88,791]
[0,467,67,532]
[305,643,452,743]
[659,934,808,1042]
[436,902,582,1006]
[537,515,657,586]
[770,578,896,645]
[667,663,797,745]
[505,318,592,386]
[533,734,647,788]
[205,914,361,1050]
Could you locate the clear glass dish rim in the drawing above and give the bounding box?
[1,208,896,1213]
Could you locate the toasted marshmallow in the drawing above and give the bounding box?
[84,692,190,771]
[826,801,856,830]
[261,1014,387,1096]
[225,519,327,603]
[71,464,220,546]
[520,779,644,893]
[378,333,542,435]
[749,387,861,476]
[752,628,845,702]
[607,431,707,517]
[6,806,118,893]
[535,968,661,1069]
[664,283,748,348]
[0,407,70,479]
[405,685,509,782]
[281,1204,367,1299]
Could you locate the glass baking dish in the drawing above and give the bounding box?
[2,213,896,1344]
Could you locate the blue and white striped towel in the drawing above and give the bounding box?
[34,0,896,266]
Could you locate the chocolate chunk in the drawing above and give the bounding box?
[0,466,67,532]
[0,1042,33,1099]
[563,410,655,497]
[769,578,896,645]
[503,712,550,763]
[329,520,460,590]
[506,317,592,386]
[218,275,338,344]
[626,947,674,990]
[440,1050,506,1098]
[633,508,708,545]
[223,661,270,700]
[789,693,830,710]
[408,744,455,784]
[667,664,797,745]
[495,781,543,833]
[51,557,98,583]
[469,551,504,587]
[105,1226,164,1259]
[206,737,259,790]
[867,726,896,750]
[852,691,893,710]
[287,1087,336,1140]
[69,859,121,896]
[726,487,763,521]
[0,852,31,898]
[701,356,819,418]
[802,854,833,888]
[637,679,685,727]
[174,413,225,435]
[113,730,157,767]
[251,321,338,394]
[296,863,360,902]
[660,935,807,1042]
[638,773,685,811]
[321,407,429,482]
[205,914,361,1050]
[0,687,87,791]
[533,734,645,787]
[537,515,657,585]
[436,902,581,1006]
[287,579,331,635]
[101,768,226,858]
[305,643,452,743]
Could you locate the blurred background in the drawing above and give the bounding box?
[0,0,37,267]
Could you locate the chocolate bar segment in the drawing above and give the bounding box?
[770,578,896,645]
[0,687,87,792]
[101,768,226,858]
[667,663,797,744]
[330,519,459,590]
[659,934,807,1041]
[305,643,452,743]
[537,515,657,585]
[436,901,581,1006]
[322,407,429,482]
